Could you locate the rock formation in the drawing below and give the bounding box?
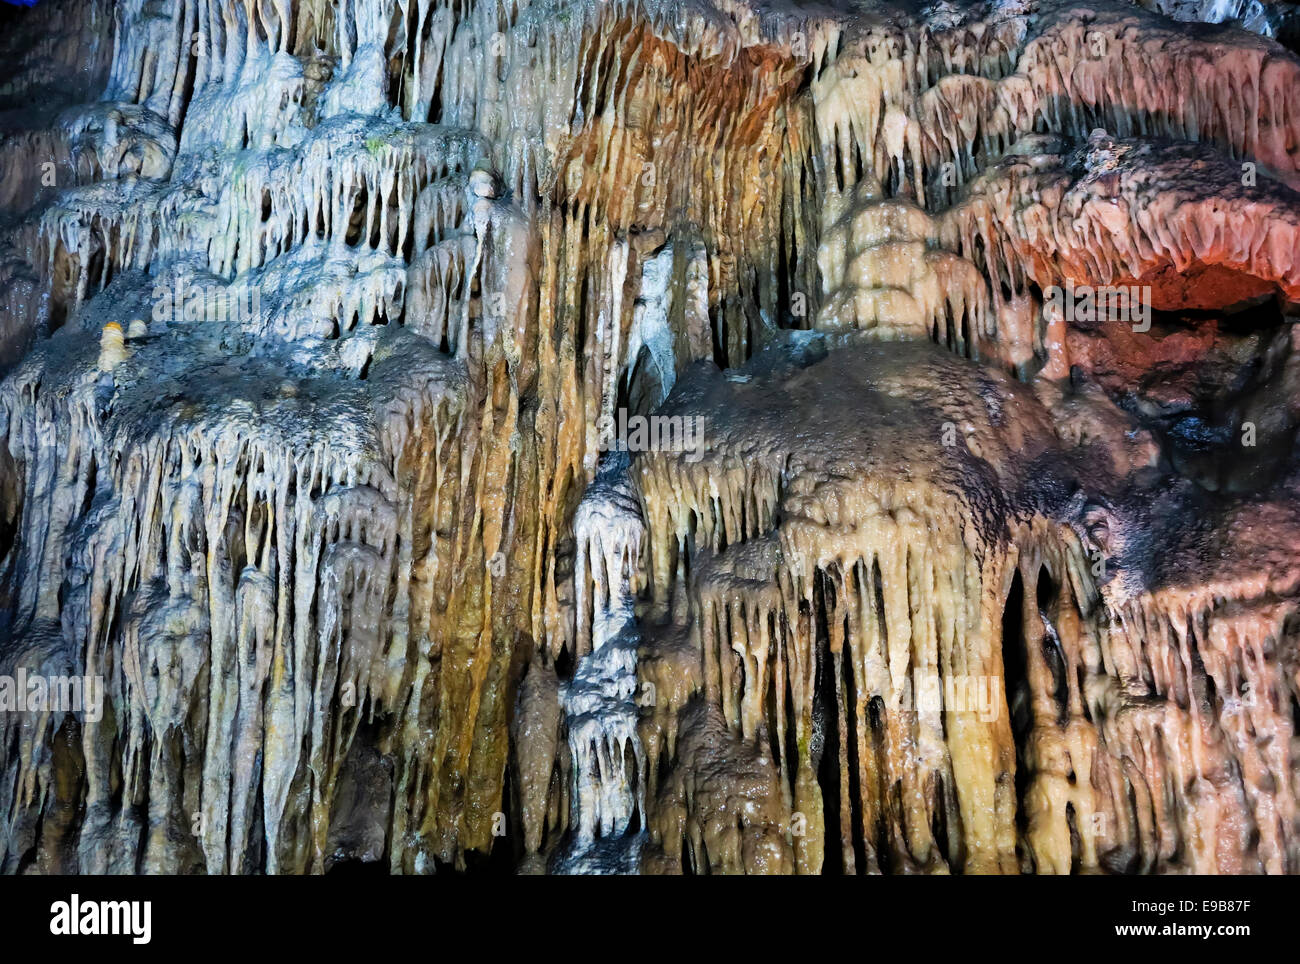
[0,0,1298,874]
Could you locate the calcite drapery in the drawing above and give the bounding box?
[1,0,1299,874]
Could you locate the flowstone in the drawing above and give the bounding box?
[0,0,1298,874]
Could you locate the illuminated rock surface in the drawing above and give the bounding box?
[0,0,1297,874]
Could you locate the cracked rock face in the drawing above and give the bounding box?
[0,0,1299,875]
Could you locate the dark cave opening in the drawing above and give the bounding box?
[1001,568,1033,861]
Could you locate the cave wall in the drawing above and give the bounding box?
[0,0,1297,874]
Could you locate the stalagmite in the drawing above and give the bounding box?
[556,455,648,872]
[95,321,125,372]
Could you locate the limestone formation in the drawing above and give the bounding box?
[0,0,1298,875]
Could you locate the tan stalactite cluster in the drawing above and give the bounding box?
[1,0,1299,875]
[0,323,468,873]
[1081,494,1300,873]
[644,699,794,875]
[636,340,1059,873]
[816,180,1001,365]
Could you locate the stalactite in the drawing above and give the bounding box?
[1,0,1298,877]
